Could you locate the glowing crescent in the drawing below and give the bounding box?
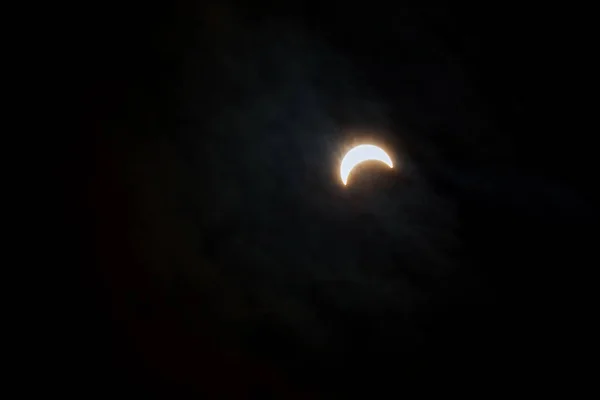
[340,144,393,185]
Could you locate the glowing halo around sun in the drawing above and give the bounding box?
[340,144,393,185]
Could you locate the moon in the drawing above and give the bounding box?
[340,144,393,185]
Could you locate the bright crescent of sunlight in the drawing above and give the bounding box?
[340,144,393,185]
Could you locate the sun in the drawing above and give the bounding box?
[340,144,393,185]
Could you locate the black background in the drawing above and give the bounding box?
[64,1,595,397]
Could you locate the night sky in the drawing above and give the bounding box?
[68,1,594,397]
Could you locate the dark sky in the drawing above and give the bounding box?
[68,1,594,397]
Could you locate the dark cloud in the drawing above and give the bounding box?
[78,2,593,396]
[115,14,461,385]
